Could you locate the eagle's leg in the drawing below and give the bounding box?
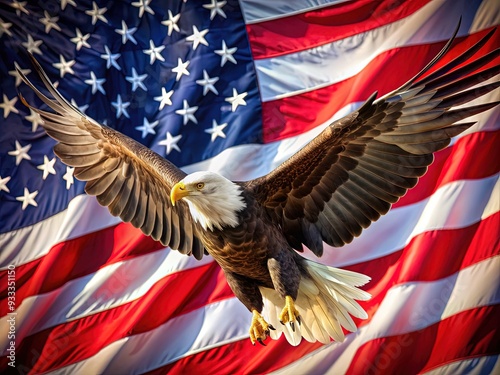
[279,295,301,332]
[224,271,273,345]
[268,254,302,332]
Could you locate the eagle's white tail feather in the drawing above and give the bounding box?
[260,259,371,346]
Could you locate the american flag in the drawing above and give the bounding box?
[1,0,499,373]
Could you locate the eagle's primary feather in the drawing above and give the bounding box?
[16,23,500,346]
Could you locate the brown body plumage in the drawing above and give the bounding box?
[203,190,307,311]
[16,24,500,346]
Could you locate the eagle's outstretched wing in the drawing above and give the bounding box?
[16,54,206,259]
[246,28,499,256]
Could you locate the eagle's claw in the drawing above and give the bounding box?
[249,309,272,346]
[279,295,301,332]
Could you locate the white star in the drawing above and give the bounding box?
[186,26,209,50]
[154,87,173,110]
[115,20,137,45]
[215,41,237,67]
[161,10,180,36]
[135,117,159,138]
[9,66,31,87]
[126,68,148,92]
[0,94,19,118]
[85,71,106,95]
[63,166,75,189]
[8,140,31,165]
[101,45,121,70]
[37,155,57,180]
[16,188,38,210]
[0,176,11,193]
[203,0,227,20]
[53,55,75,77]
[143,40,165,65]
[85,2,108,25]
[158,132,182,155]
[40,10,61,34]
[71,99,89,114]
[71,28,91,51]
[0,18,13,38]
[132,0,154,17]
[111,94,130,118]
[22,35,43,55]
[175,100,198,125]
[172,58,190,81]
[10,1,29,16]
[196,70,219,96]
[60,0,77,10]
[205,120,228,142]
[225,88,247,112]
[26,108,43,132]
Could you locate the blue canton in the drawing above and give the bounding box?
[0,0,263,233]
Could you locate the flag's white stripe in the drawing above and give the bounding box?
[255,0,500,102]
[271,256,500,375]
[51,256,500,375]
[0,249,212,354]
[371,258,500,336]
[0,196,120,269]
[239,0,347,24]
[421,355,500,375]
[46,298,250,375]
[1,174,497,354]
[1,104,497,270]
[318,173,499,267]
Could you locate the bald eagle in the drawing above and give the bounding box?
[16,27,499,346]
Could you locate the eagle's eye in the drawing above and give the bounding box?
[196,182,205,190]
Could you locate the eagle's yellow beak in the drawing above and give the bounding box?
[170,182,190,206]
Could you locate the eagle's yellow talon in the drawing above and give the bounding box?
[279,296,300,332]
[249,309,272,346]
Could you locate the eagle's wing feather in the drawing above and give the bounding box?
[246,28,499,256]
[16,54,206,259]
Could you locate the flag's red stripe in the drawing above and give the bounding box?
[8,213,497,373]
[393,130,500,208]
[246,0,431,59]
[7,262,233,374]
[146,335,323,375]
[345,304,500,375]
[0,223,160,316]
[261,30,499,143]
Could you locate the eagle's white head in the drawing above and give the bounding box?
[170,171,246,231]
